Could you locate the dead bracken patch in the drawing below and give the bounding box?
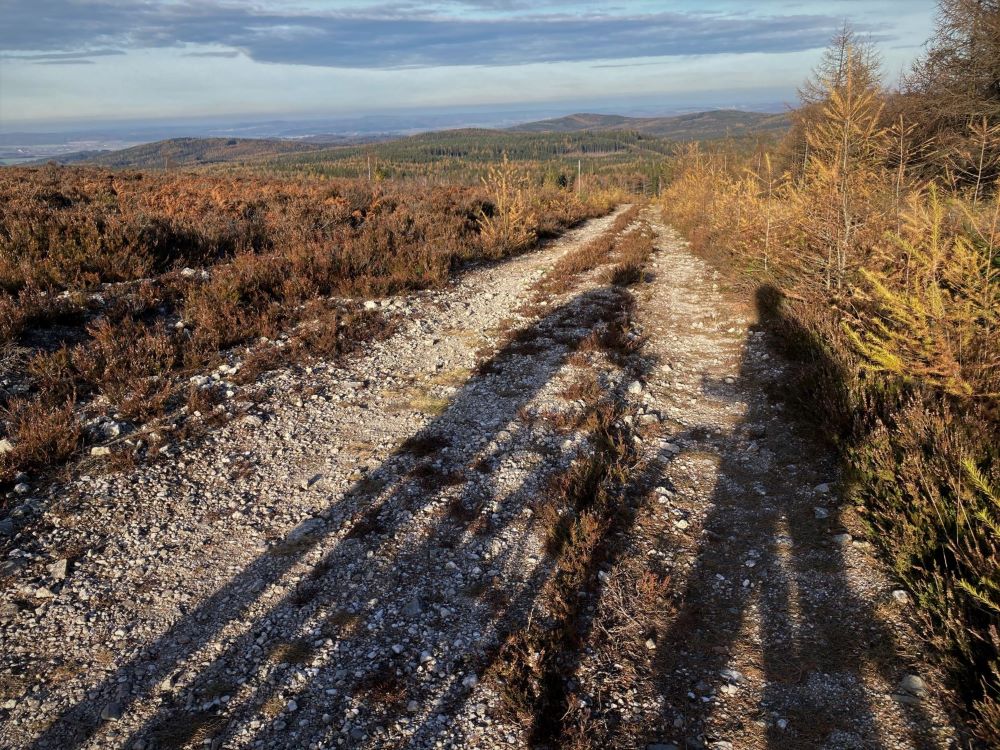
[150,713,228,750]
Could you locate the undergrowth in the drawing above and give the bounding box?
[662,23,1000,741]
[0,165,620,493]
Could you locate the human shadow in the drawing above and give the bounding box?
[643,285,937,749]
[25,284,645,750]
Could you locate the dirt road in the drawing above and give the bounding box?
[0,206,958,750]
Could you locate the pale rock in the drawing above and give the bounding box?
[899,674,928,697]
[48,558,68,581]
[286,518,324,543]
[719,667,743,684]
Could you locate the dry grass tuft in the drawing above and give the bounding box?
[268,639,314,665]
[356,670,409,707]
[150,713,227,750]
[408,394,451,415]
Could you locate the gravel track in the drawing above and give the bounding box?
[611,212,958,750]
[0,208,630,750]
[0,206,959,750]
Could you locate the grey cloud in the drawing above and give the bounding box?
[0,48,125,62]
[1,1,889,69]
[181,50,242,58]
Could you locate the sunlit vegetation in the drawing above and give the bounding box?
[477,154,537,257]
[0,163,621,487]
[199,129,685,198]
[662,7,1000,740]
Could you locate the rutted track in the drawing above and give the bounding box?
[0,207,641,750]
[560,213,960,750]
[0,206,960,750]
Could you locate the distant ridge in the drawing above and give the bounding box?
[35,137,346,169]
[24,110,792,170]
[510,109,791,140]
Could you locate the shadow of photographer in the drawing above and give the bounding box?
[646,285,936,749]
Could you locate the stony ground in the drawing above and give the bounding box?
[0,206,960,750]
[596,213,958,750]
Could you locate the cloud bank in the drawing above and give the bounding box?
[1,1,884,68]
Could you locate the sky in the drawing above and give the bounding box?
[0,1,939,130]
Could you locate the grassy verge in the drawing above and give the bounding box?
[663,157,999,742]
[483,215,663,748]
[534,204,642,296]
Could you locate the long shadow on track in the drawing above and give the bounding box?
[26,284,646,750]
[645,286,936,750]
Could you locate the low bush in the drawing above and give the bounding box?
[662,38,1000,739]
[0,164,617,492]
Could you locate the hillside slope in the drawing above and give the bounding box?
[44,137,328,168]
[512,109,791,139]
[32,110,790,171]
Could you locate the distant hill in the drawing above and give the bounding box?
[28,110,791,171]
[515,114,638,133]
[511,110,791,140]
[42,137,331,169]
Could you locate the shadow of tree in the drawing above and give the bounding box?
[27,284,647,750]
